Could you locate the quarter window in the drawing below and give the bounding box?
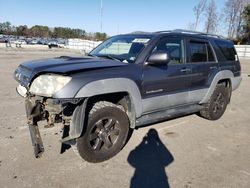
[189,41,215,63]
[215,40,236,61]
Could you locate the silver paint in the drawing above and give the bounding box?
[142,88,208,113]
[200,70,237,104]
[75,78,143,117]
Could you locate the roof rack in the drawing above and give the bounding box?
[156,29,225,39]
[129,31,151,34]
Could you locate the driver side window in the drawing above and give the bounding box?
[152,37,184,65]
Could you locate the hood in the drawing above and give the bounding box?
[15,56,127,86]
[22,56,127,74]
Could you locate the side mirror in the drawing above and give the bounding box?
[147,51,170,65]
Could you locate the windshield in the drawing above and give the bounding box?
[89,35,152,63]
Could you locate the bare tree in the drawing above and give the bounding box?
[204,0,218,34]
[187,22,196,30]
[224,0,248,38]
[235,0,248,38]
[193,0,207,30]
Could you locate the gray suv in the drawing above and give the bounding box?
[14,30,241,162]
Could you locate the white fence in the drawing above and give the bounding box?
[66,38,102,53]
[235,45,250,59]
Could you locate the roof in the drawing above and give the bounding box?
[126,29,226,40]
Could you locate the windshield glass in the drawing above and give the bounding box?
[89,35,152,63]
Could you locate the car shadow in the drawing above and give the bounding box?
[127,128,174,188]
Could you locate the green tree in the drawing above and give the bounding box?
[0,21,107,40]
[94,32,107,41]
[52,27,86,38]
[16,25,29,36]
[29,25,49,37]
[0,21,12,34]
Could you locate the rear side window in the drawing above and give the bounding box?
[215,40,236,61]
[189,41,215,63]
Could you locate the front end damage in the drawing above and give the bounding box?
[14,63,90,158]
[24,95,88,158]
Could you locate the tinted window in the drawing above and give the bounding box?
[215,40,236,61]
[152,37,184,64]
[189,41,215,62]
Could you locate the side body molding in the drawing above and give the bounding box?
[200,70,234,104]
[75,78,143,117]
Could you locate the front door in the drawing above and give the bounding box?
[142,36,191,113]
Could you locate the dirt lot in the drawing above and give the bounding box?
[0,48,250,188]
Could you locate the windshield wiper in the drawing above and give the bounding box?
[97,54,122,62]
[87,54,97,57]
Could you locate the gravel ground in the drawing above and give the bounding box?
[0,48,250,188]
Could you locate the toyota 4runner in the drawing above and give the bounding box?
[14,30,241,162]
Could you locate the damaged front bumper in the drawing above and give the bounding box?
[24,94,88,158]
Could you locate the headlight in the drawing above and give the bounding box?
[29,75,71,96]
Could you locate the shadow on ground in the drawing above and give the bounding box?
[127,129,174,188]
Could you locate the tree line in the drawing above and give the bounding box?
[0,22,107,41]
[190,0,250,44]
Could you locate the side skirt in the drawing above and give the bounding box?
[135,104,203,127]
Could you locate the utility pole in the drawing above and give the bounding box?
[100,0,103,32]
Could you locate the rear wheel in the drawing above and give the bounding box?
[200,84,230,120]
[74,101,130,163]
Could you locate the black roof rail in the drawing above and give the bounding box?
[129,31,151,34]
[156,29,225,39]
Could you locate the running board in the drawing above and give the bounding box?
[135,104,202,127]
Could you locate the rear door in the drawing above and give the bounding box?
[186,38,218,103]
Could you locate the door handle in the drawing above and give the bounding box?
[210,66,217,70]
[180,68,191,73]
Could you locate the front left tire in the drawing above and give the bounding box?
[74,101,130,163]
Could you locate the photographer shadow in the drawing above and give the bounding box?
[127,129,174,188]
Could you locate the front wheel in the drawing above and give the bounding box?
[200,84,230,120]
[74,101,130,163]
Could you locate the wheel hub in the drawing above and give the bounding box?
[98,128,109,139]
[213,92,225,113]
[89,117,120,151]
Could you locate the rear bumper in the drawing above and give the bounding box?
[231,76,242,91]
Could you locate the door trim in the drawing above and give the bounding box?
[142,88,208,114]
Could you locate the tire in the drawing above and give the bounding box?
[200,84,230,120]
[74,101,130,163]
